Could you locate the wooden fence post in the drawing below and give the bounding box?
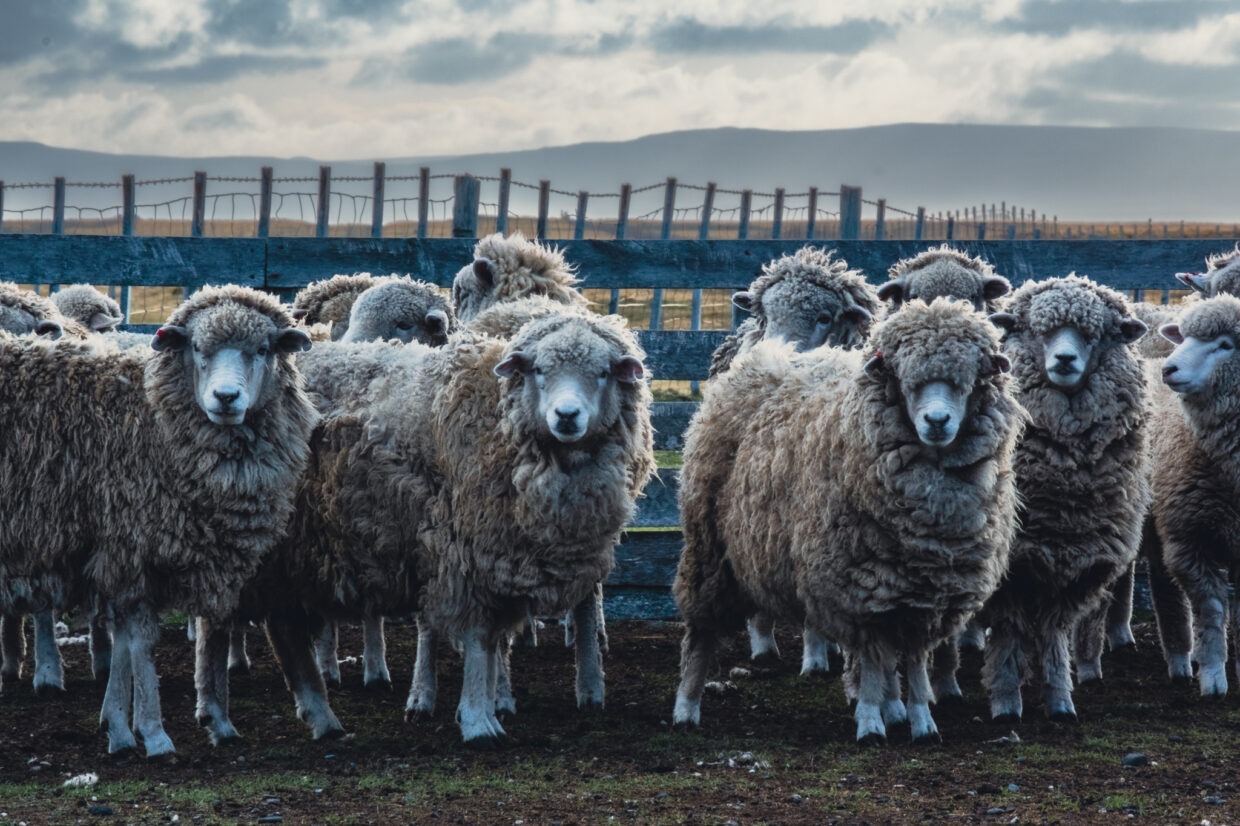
[52,176,66,235]
[806,187,818,240]
[536,180,550,239]
[0,181,4,235]
[574,191,589,240]
[771,188,785,240]
[496,168,511,235]
[698,182,716,240]
[690,288,703,394]
[371,162,385,239]
[874,198,886,241]
[1007,223,1017,240]
[315,166,331,238]
[738,189,752,240]
[452,175,480,238]
[190,172,206,237]
[838,185,861,240]
[417,167,429,239]
[914,206,925,241]
[257,166,273,239]
[616,183,631,240]
[977,221,986,241]
[946,215,955,241]
[121,174,135,237]
[660,177,677,240]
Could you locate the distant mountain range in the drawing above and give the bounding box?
[2,123,1238,222]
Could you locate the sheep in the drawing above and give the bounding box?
[291,273,383,340]
[0,285,317,756]
[979,276,1149,722]
[1175,244,1240,297]
[451,232,588,322]
[878,245,1013,314]
[51,284,124,333]
[1149,295,1240,695]
[673,298,1024,743]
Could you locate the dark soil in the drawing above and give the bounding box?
[1,618,1238,825]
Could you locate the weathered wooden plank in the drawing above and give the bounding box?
[698,183,715,240]
[875,198,886,241]
[915,206,925,241]
[496,168,511,236]
[737,190,752,240]
[772,188,785,240]
[660,177,676,240]
[52,177,65,235]
[370,162,385,239]
[0,235,265,287]
[536,180,550,239]
[417,167,429,239]
[806,187,818,240]
[121,175,135,237]
[635,330,727,381]
[633,468,680,528]
[258,167,273,239]
[601,587,677,621]
[652,401,698,450]
[616,183,631,240]
[609,530,682,587]
[452,175,479,238]
[574,191,588,241]
[191,172,206,237]
[316,167,331,239]
[839,185,861,240]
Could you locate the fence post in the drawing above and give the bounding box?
[315,166,331,238]
[838,185,861,240]
[649,289,664,331]
[121,174,135,237]
[536,180,550,239]
[52,176,66,235]
[659,177,677,240]
[738,189,752,240]
[1006,223,1017,240]
[946,215,955,241]
[914,206,925,241]
[616,183,631,240]
[977,221,986,241]
[258,166,273,239]
[370,161,385,239]
[690,288,703,394]
[189,171,207,237]
[806,187,818,240]
[874,198,886,241]
[574,191,589,240]
[698,182,716,240]
[417,167,429,239]
[452,175,480,238]
[770,188,785,240]
[496,168,511,235]
[0,181,4,234]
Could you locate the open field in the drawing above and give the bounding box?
[1,618,1237,825]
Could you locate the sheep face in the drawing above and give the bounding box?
[903,380,972,447]
[340,281,455,346]
[153,312,311,426]
[452,258,498,322]
[0,304,63,339]
[734,280,872,353]
[1161,329,1236,395]
[1176,245,1240,297]
[494,317,644,445]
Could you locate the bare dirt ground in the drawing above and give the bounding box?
[1,617,1238,825]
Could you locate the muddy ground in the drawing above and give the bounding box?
[0,617,1237,825]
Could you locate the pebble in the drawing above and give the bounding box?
[986,807,1004,815]
[87,806,113,816]
[1121,753,1149,767]
[1007,784,1020,793]
[789,793,802,804]
[1204,795,1226,805]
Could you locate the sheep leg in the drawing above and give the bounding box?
[455,626,506,744]
[906,650,941,744]
[842,648,859,702]
[194,618,241,745]
[801,626,830,675]
[1194,595,1229,696]
[494,636,516,716]
[126,604,176,757]
[31,610,65,696]
[99,615,137,754]
[854,649,887,746]
[312,621,342,689]
[265,612,346,740]
[0,613,25,690]
[1146,531,1193,682]
[228,626,251,676]
[747,613,780,664]
[929,637,962,704]
[592,582,609,654]
[406,617,438,720]
[186,615,196,642]
[1105,563,1137,649]
[573,595,605,710]
[1073,602,1107,685]
[984,622,1025,723]
[958,619,986,652]
[881,658,907,726]
[1041,622,1077,722]
[89,608,111,680]
[673,625,716,727]
[362,613,392,690]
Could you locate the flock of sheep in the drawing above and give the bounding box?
[0,235,1238,755]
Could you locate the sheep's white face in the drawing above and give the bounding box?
[1160,326,1236,395]
[153,322,311,426]
[1042,326,1095,390]
[904,381,971,447]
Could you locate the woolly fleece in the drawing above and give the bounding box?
[452,233,588,322]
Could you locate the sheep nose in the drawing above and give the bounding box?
[1162,364,1178,379]
[1054,352,1077,365]
[924,410,951,428]
[555,405,580,422]
[214,387,241,405]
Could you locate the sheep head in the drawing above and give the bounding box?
[1176,244,1240,298]
[340,277,457,346]
[0,282,80,340]
[494,312,645,445]
[881,245,1010,313]
[452,233,585,322]
[1160,295,1240,397]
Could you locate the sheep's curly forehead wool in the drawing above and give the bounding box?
[473,232,579,294]
[889,245,994,279]
[506,311,642,366]
[749,246,878,316]
[167,285,293,350]
[52,284,122,325]
[1007,274,1130,338]
[350,277,454,325]
[0,282,58,329]
[887,246,999,303]
[293,274,381,324]
[1177,294,1240,340]
[871,297,1001,385]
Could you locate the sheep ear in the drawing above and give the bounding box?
[731,291,754,312]
[611,355,645,383]
[982,353,1011,376]
[1175,272,1209,293]
[151,324,189,351]
[88,312,121,332]
[1160,323,1184,345]
[988,312,1018,333]
[424,309,448,336]
[876,279,904,304]
[34,320,63,340]
[1119,318,1148,344]
[473,258,496,289]
[494,351,530,379]
[982,276,1012,301]
[276,328,313,354]
[290,307,310,322]
[863,352,884,377]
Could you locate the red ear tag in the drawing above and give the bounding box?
[155,328,169,339]
[873,349,883,359]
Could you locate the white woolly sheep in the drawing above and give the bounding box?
[674,299,1023,744]
[291,273,383,340]
[0,286,316,756]
[51,284,124,333]
[451,232,588,323]
[878,245,1012,314]
[1175,244,1240,298]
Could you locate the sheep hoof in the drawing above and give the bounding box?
[1169,673,1193,687]
[992,712,1021,725]
[933,692,964,708]
[1048,710,1078,725]
[228,662,252,677]
[912,731,943,746]
[363,677,394,692]
[670,720,698,732]
[405,708,433,723]
[857,732,887,748]
[577,699,604,713]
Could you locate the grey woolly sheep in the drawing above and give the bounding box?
[878,245,1011,313]
[0,285,317,756]
[291,273,382,340]
[1149,295,1240,695]
[1175,244,1240,297]
[339,276,456,346]
[451,232,588,322]
[674,299,1023,744]
[979,276,1149,723]
[51,284,124,332]
[0,281,86,341]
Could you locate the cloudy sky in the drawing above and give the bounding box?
[2,0,1240,159]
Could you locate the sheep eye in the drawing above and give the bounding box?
[1219,340,1233,351]
[396,321,413,330]
[816,315,832,327]
[599,370,609,379]
[257,346,269,357]
[534,367,544,376]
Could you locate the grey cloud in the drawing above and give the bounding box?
[648,17,892,54]
[1020,85,1240,128]
[1051,51,1240,103]
[181,109,251,132]
[999,0,1240,36]
[0,0,90,65]
[123,54,327,85]
[204,0,298,44]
